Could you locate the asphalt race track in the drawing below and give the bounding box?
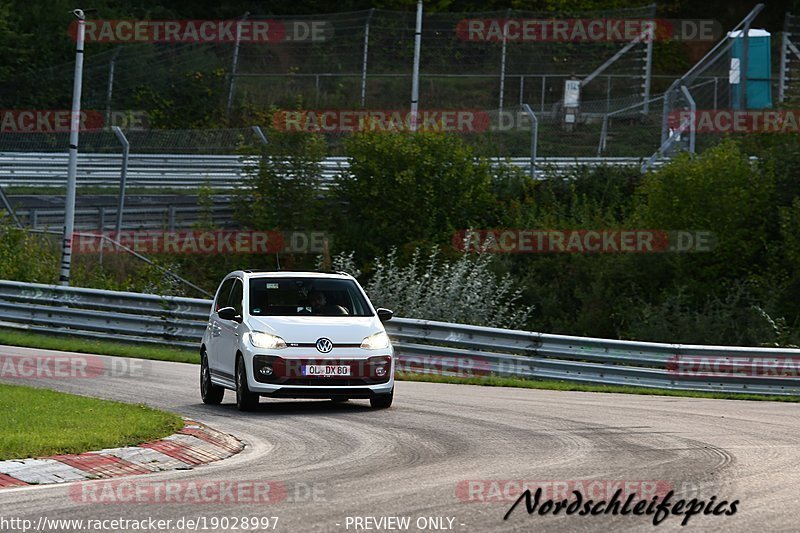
[1,344,798,532]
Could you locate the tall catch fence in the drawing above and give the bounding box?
[2,5,662,157]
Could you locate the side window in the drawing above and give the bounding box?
[230,279,244,316]
[214,278,235,312]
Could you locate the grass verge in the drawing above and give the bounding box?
[0,382,184,460]
[0,328,198,364]
[1,328,795,403]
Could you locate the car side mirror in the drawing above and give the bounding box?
[376,308,393,322]
[218,306,242,322]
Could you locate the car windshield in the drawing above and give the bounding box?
[248,277,373,317]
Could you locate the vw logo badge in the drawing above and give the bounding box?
[316,338,333,353]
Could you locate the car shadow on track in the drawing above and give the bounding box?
[194,398,378,416]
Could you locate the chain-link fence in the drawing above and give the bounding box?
[3,5,794,162]
[1,5,662,157]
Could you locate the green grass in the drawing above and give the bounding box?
[0,382,184,460]
[396,372,800,403]
[0,328,795,403]
[0,328,198,364]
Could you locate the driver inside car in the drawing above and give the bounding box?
[309,290,349,315]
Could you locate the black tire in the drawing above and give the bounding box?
[236,355,260,411]
[370,389,393,409]
[200,351,224,405]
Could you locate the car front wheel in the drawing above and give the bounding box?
[370,388,393,409]
[236,355,260,411]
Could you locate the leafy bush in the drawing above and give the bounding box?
[0,220,58,283]
[617,283,789,347]
[333,132,496,259]
[633,140,775,288]
[365,246,533,329]
[234,126,328,231]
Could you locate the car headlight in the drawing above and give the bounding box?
[249,332,287,349]
[361,331,390,350]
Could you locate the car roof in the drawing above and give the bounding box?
[235,270,353,280]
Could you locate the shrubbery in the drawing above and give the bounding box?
[3,129,800,346]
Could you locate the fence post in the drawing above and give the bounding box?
[60,9,86,287]
[252,125,268,145]
[498,8,511,111]
[779,13,790,103]
[680,85,696,154]
[360,9,374,107]
[642,13,654,114]
[0,186,21,228]
[598,115,609,156]
[226,12,250,119]
[518,75,524,106]
[540,76,546,114]
[409,0,423,131]
[521,104,538,179]
[112,126,129,237]
[739,19,751,109]
[105,46,121,129]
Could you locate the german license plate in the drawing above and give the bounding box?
[303,364,350,377]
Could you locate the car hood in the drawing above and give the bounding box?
[247,315,385,344]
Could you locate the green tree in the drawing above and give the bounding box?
[334,131,496,259]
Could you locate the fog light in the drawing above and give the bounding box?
[259,366,274,376]
[376,367,387,377]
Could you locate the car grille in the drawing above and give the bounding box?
[253,355,392,385]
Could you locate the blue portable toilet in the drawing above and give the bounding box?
[729,29,772,109]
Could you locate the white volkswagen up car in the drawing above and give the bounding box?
[200,270,395,411]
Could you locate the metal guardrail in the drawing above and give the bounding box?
[17,204,235,231]
[1,279,795,395]
[0,153,658,190]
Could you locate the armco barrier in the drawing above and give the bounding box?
[0,153,657,190]
[0,279,797,395]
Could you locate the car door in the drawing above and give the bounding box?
[218,277,244,379]
[207,277,235,377]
